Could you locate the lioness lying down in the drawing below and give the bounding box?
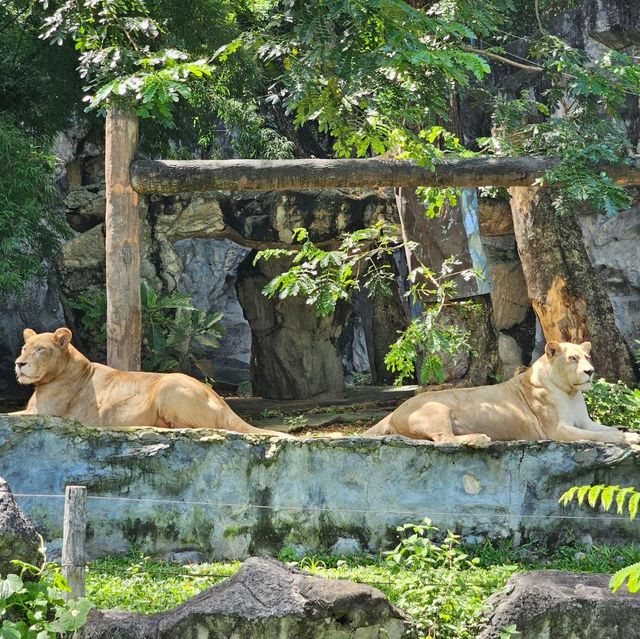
[365,341,640,446]
[11,327,287,437]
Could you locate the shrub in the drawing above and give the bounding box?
[384,518,495,639]
[69,281,224,374]
[583,378,640,429]
[0,559,92,638]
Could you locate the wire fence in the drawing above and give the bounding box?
[11,486,639,597]
[12,491,637,521]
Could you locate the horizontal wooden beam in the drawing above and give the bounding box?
[130,156,640,194]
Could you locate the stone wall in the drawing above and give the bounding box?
[2,415,639,561]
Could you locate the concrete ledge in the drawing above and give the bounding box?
[1,415,638,559]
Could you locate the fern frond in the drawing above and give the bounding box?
[559,484,640,520]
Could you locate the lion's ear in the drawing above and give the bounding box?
[53,328,72,349]
[23,328,36,343]
[545,341,562,359]
[580,341,592,354]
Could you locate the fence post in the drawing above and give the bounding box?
[62,485,87,600]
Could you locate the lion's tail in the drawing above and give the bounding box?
[363,413,393,436]
[227,413,295,439]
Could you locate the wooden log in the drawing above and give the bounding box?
[62,485,87,600]
[130,156,640,194]
[105,107,141,370]
[508,186,637,385]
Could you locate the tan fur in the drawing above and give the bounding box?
[11,327,288,437]
[365,341,640,446]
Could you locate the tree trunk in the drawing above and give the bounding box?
[105,107,142,371]
[508,186,637,385]
[130,157,640,194]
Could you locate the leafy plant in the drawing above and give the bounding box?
[255,0,494,158]
[39,0,213,126]
[0,559,93,638]
[140,280,224,373]
[487,37,640,217]
[384,518,490,639]
[560,485,640,593]
[282,414,309,431]
[0,116,71,295]
[583,378,640,429]
[255,222,404,317]
[69,281,224,374]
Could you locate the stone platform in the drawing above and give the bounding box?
[1,415,638,560]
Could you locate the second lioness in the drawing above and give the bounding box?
[365,341,640,445]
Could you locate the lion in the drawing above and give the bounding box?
[364,341,640,446]
[10,327,288,437]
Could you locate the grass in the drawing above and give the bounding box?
[84,538,640,636]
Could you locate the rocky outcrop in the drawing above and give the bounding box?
[77,557,413,639]
[53,186,401,396]
[3,415,640,560]
[0,270,66,393]
[237,254,349,399]
[580,205,640,354]
[175,238,251,387]
[479,570,640,639]
[478,197,534,373]
[582,0,640,49]
[0,478,41,575]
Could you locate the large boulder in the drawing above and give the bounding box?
[237,254,349,399]
[479,570,640,639]
[0,478,41,575]
[77,557,413,639]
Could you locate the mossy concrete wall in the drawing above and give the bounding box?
[1,415,638,560]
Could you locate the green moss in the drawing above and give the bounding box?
[222,525,250,539]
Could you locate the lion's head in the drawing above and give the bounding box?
[15,328,73,386]
[545,340,595,394]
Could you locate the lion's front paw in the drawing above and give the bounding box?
[623,431,640,445]
[467,433,492,447]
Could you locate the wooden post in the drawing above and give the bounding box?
[105,106,142,371]
[62,485,87,600]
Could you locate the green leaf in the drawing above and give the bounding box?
[576,485,590,506]
[600,485,617,511]
[628,492,640,521]
[616,487,635,514]
[587,485,604,509]
[0,624,21,639]
[558,486,578,507]
[0,575,24,599]
[50,598,93,633]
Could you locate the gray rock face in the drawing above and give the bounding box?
[3,416,640,560]
[0,478,41,575]
[237,255,348,399]
[175,238,252,387]
[0,269,66,392]
[479,570,640,639]
[77,557,412,639]
[580,206,640,352]
[582,0,640,49]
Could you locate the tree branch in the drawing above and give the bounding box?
[461,45,543,73]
